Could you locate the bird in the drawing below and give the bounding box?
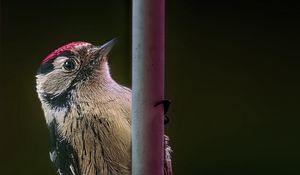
[36,39,172,175]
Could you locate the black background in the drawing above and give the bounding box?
[1,1,300,174]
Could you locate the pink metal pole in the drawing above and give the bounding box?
[132,0,165,174]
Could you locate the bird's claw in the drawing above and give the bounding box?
[154,99,171,125]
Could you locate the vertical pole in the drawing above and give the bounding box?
[132,0,165,174]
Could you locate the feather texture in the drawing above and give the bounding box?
[48,119,80,175]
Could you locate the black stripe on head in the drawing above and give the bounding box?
[59,51,76,58]
[37,58,55,75]
[37,51,75,75]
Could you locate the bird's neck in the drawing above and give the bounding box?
[52,75,132,174]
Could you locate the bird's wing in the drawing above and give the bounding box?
[48,119,80,175]
[164,135,173,175]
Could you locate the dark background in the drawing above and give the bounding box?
[1,0,300,174]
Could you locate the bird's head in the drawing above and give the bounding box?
[36,39,116,109]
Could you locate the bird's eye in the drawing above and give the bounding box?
[63,59,77,71]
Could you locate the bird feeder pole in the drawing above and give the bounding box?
[132,0,165,174]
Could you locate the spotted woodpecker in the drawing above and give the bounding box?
[36,40,172,175]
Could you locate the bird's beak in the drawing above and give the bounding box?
[96,38,116,57]
[88,39,116,67]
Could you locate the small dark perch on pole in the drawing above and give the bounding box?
[132,0,165,174]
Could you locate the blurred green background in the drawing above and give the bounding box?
[1,0,300,174]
